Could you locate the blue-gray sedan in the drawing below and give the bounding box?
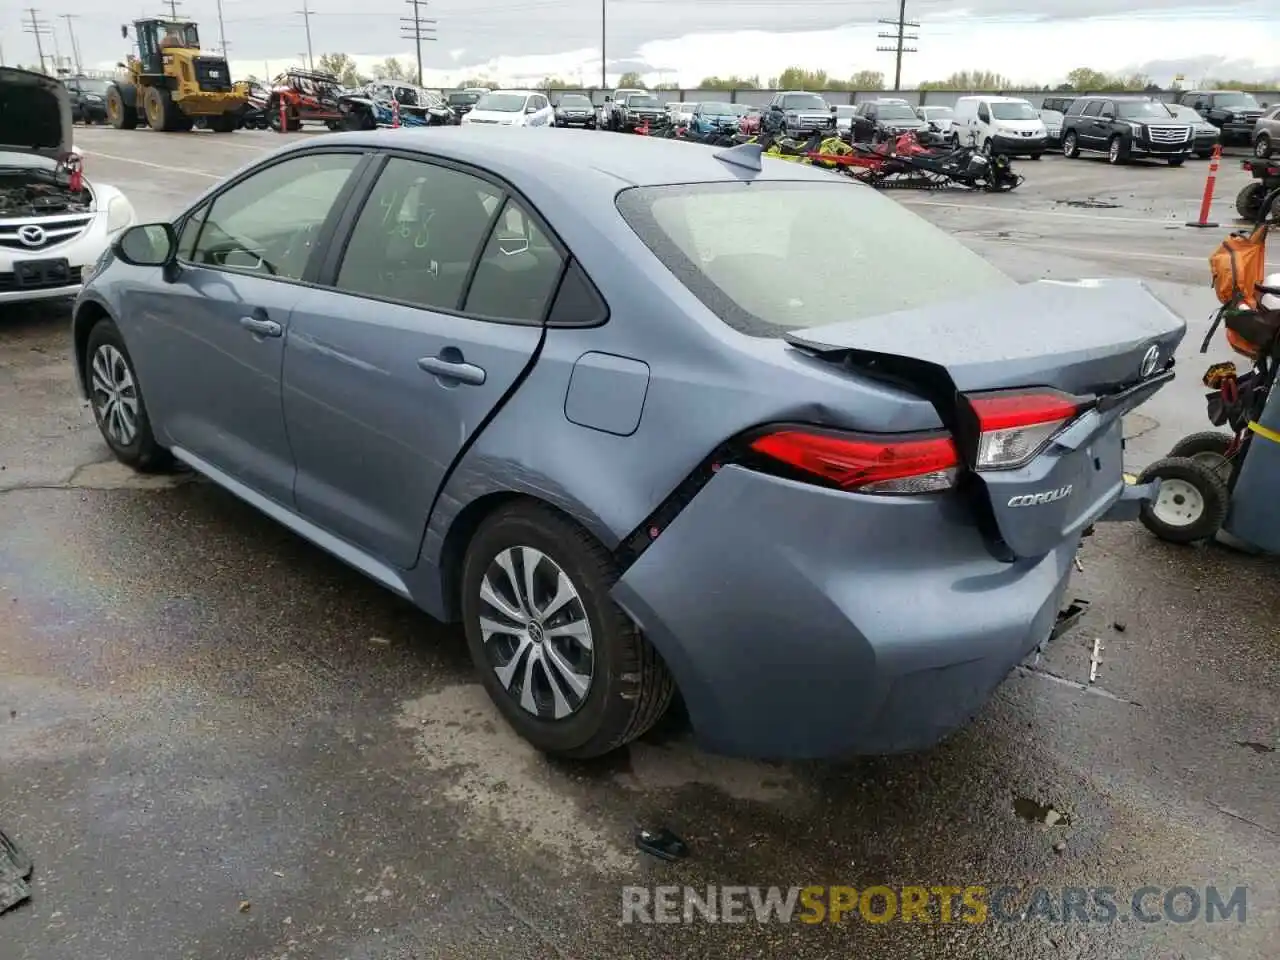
[72,128,1184,760]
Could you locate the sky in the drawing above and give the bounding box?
[4,0,1279,89]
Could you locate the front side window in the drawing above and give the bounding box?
[616,181,1013,338]
[334,157,501,312]
[464,199,565,322]
[1081,101,1103,117]
[189,152,360,280]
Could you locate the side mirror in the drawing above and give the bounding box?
[120,24,128,38]
[604,96,612,103]
[114,223,177,268]
[830,105,838,113]
[1101,112,1115,121]
[116,62,127,69]
[769,104,783,112]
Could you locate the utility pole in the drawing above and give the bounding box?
[164,0,182,19]
[214,0,228,58]
[400,0,437,88]
[295,0,313,71]
[600,0,606,90]
[876,0,919,92]
[59,14,82,75]
[23,9,51,75]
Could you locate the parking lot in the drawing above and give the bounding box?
[2,126,1278,960]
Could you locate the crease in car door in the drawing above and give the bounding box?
[130,152,365,506]
[283,158,554,569]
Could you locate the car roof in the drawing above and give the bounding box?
[491,89,536,96]
[1076,94,1152,101]
[284,128,842,190]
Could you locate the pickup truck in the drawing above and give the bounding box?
[608,91,667,132]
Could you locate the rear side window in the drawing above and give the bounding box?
[334,157,501,311]
[616,181,1013,338]
[463,199,564,323]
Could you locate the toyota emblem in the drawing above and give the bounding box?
[1140,344,1161,378]
[17,225,46,247]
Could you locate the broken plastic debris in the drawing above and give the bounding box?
[635,826,689,862]
[1088,638,1104,684]
[0,829,33,915]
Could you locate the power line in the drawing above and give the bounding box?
[600,0,606,91]
[400,0,436,87]
[214,0,228,58]
[23,8,51,75]
[876,0,918,92]
[59,13,82,75]
[295,0,314,71]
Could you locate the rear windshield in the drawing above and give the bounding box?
[991,101,1037,120]
[559,95,591,107]
[616,181,1013,337]
[448,92,481,105]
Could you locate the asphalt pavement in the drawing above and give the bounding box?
[0,125,1277,960]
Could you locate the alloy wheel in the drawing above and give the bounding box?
[478,546,595,720]
[1257,134,1272,159]
[90,344,140,447]
[1109,137,1122,164]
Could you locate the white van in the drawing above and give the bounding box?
[952,95,1048,158]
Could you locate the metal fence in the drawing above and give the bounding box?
[533,87,1278,109]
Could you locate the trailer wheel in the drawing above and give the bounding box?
[1168,431,1240,486]
[1138,456,1229,544]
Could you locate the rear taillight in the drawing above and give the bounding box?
[968,389,1081,470]
[748,428,960,494]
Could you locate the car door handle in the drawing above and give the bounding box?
[417,355,486,385]
[240,316,282,338]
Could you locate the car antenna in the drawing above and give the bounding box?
[713,142,764,172]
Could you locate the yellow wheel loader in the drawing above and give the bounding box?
[105,19,247,133]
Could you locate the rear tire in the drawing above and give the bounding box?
[106,85,138,129]
[1255,133,1272,159]
[1168,431,1240,487]
[1137,456,1228,545]
[1168,157,1185,167]
[461,502,675,759]
[84,318,173,473]
[1062,130,1080,158]
[208,112,238,133]
[1236,182,1265,221]
[143,85,185,132]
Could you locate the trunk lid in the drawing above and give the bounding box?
[785,278,1186,558]
[0,67,73,160]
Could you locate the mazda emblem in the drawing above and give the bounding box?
[1140,344,1161,378]
[17,224,46,247]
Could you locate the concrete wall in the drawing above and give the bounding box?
[540,88,1278,109]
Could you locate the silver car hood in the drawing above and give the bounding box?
[0,66,72,160]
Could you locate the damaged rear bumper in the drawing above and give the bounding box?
[610,464,1084,760]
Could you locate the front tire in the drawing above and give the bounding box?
[1062,130,1080,158]
[1255,133,1272,159]
[85,319,172,473]
[1168,156,1185,167]
[1137,456,1228,545]
[461,503,675,759]
[1107,135,1129,165]
[106,85,138,129]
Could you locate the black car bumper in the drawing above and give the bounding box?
[1223,120,1260,141]
[991,134,1047,155]
[556,113,595,126]
[1193,133,1220,155]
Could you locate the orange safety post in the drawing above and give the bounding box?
[1187,143,1222,228]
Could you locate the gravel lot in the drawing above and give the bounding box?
[1,126,1276,960]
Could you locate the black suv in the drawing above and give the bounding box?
[1178,90,1267,146]
[849,99,928,142]
[1061,96,1193,165]
[62,75,110,124]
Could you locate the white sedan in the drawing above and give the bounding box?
[1,67,135,305]
[460,90,555,128]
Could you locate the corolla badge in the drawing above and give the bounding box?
[1140,344,1161,378]
[1008,485,1073,508]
